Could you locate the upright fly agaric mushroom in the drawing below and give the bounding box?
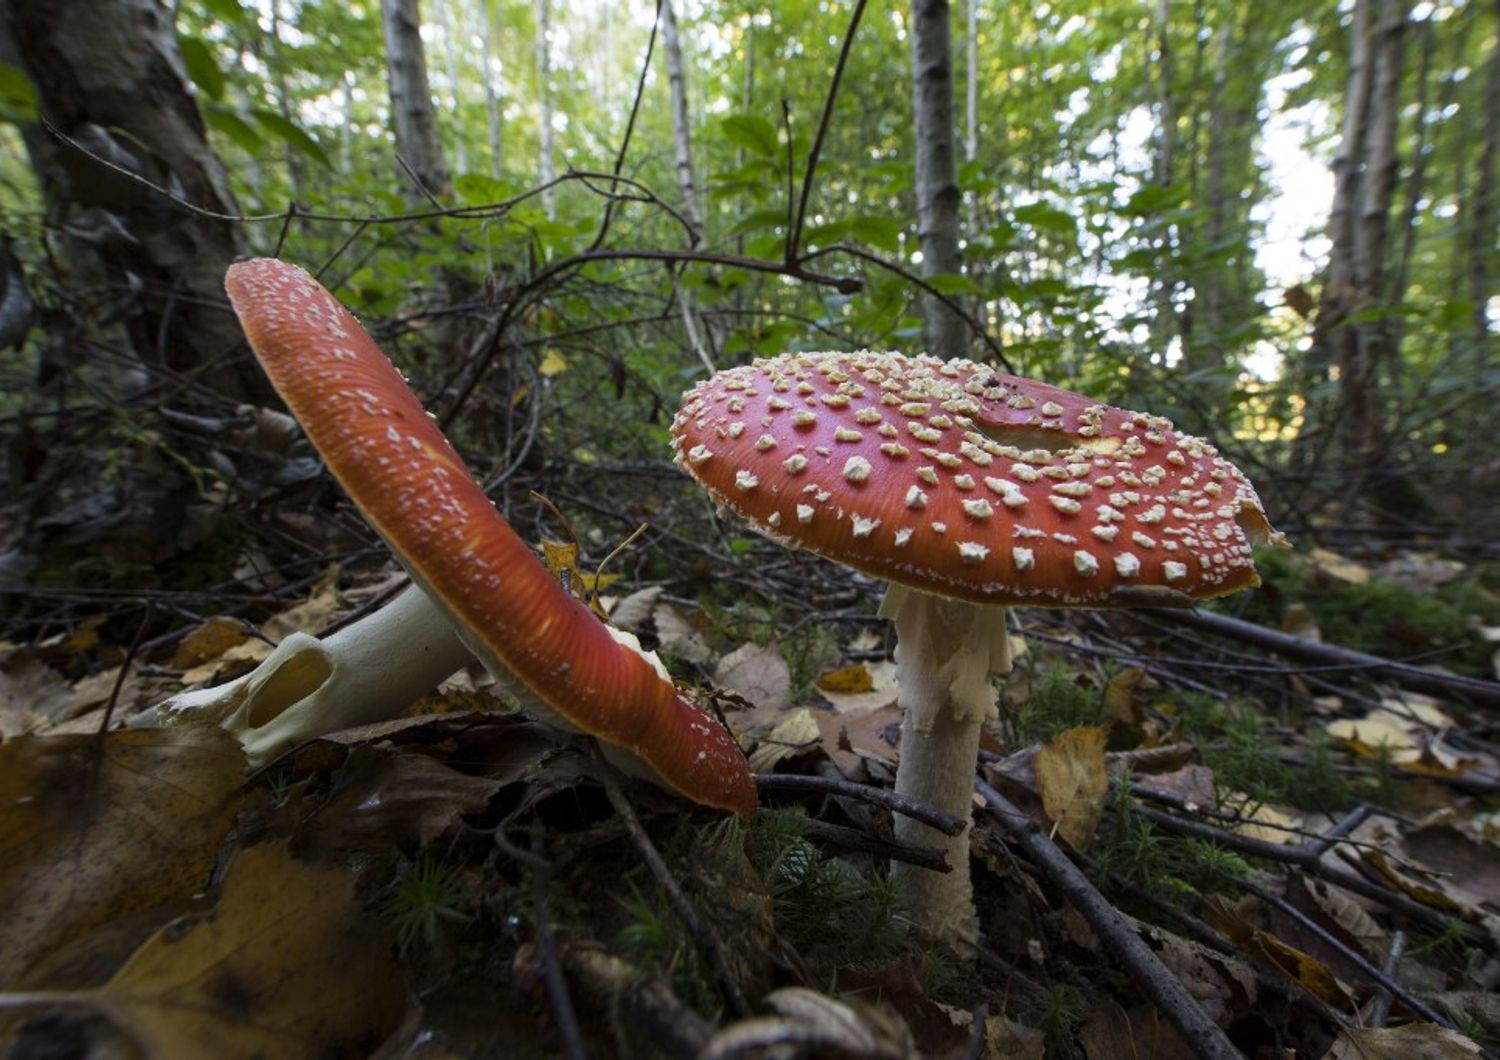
[673,351,1280,938]
[148,258,754,815]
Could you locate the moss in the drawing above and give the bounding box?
[1006,662,1109,746]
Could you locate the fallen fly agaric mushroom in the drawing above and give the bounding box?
[672,351,1281,939]
[145,258,755,815]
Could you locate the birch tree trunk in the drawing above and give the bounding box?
[432,0,468,175]
[1466,0,1499,354]
[1149,0,1178,358]
[535,0,556,218]
[0,0,257,398]
[381,0,452,200]
[479,0,502,179]
[661,0,703,239]
[1344,0,1406,494]
[909,0,968,359]
[963,0,978,239]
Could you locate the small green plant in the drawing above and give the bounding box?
[745,809,912,969]
[377,853,472,953]
[1018,983,1088,1058]
[1007,662,1107,745]
[1092,782,1253,899]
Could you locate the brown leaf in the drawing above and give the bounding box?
[300,748,506,852]
[86,843,404,1059]
[1080,1000,1195,1060]
[1036,726,1109,851]
[747,708,821,772]
[1324,1023,1480,1060]
[1202,895,1353,1008]
[817,660,900,715]
[0,728,245,986]
[170,616,250,670]
[714,643,791,711]
[259,570,343,641]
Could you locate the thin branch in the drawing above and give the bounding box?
[976,779,1243,1060]
[786,0,870,264]
[754,772,967,836]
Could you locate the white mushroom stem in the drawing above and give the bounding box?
[140,585,474,768]
[880,583,1012,945]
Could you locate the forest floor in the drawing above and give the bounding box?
[2,489,1500,1059]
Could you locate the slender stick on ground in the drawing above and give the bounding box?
[602,777,751,1017]
[976,779,1243,1060]
[753,772,967,836]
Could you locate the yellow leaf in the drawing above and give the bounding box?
[171,616,249,670]
[817,663,874,694]
[90,844,404,1059]
[0,728,245,986]
[748,708,821,772]
[541,537,580,580]
[1036,725,1109,851]
[539,348,568,376]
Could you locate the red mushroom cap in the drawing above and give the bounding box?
[672,351,1279,607]
[225,259,755,814]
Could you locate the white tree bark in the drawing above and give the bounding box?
[479,0,502,178]
[534,0,556,218]
[381,0,452,200]
[909,0,968,359]
[432,0,469,174]
[662,0,703,239]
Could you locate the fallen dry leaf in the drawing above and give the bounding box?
[1324,1022,1480,1060]
[653,603,714,664]
[817,660,900,715]
[1080,1000,1194,1060]
[170,616,250,670]
[1036,726,1109,851]
[1308,547,1371,584]
[0,728,245,987]
[714,643,791,710]
[1203,895,1353,1008]
[258,569,343,641]
[818,663,875,694]
[748,708,821,772]
[78,843,404,1059]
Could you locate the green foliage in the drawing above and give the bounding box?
[1093,781,1254,901]
[1006,663,1108,746]
[376,854,473,954]
[1016,983,1089,1060]
[744,810,911,970]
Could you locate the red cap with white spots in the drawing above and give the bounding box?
[672,351,1280,607]
[225,258,755,814]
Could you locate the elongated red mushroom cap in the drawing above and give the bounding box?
[673,351,1280,606]
[225,258,755,814]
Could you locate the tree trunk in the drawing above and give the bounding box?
[963,0,978,239]
[1149,0,1178,359]
[909,0,967,359]
[1466,0,1499,354]
[661,0,703,240]
[479,0,502,179]
[535,0,555,218]
[432,0,468,175]
[380,0,452,201]
[0,0,256,397]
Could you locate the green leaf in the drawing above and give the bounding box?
[177,35,225,102]
[849,217,904,253]
[926,273,981,296]
[201,0,250,23]
[0,61,37,123]
[203,103,262,153]
[745,233,785,260]
[252,108,331,169]
[803,219,852,245]
[1013,201,1075,235]
[721,114,779,158]
[728,207,787,236]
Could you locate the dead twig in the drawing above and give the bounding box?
[754,772,967,836]
[1144,607,1500,710]
[787,813,951,872]
[560,941,713,1059]
[529,829,588,1060]
[976,779,1244,1060]
[602,777,751,1017]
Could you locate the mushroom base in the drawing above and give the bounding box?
[137,585,475,767]
[882,584,1012,945]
